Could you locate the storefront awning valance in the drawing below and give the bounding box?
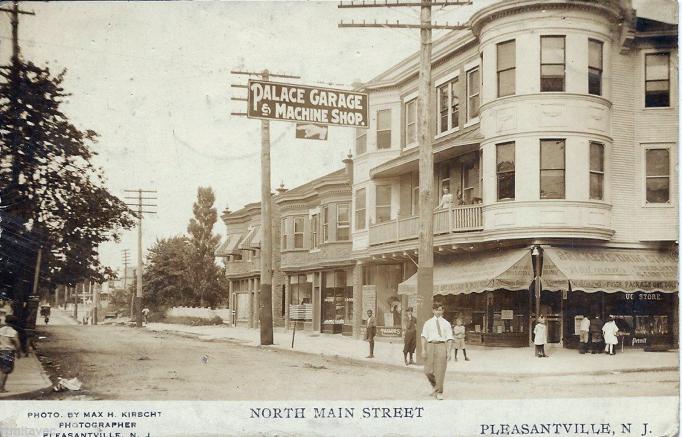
[543,247,678,294]
[215,233,242,256]
[398,248,534,296]
[250,226,262,249]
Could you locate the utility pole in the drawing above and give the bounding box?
[231,69,300,346]
[0,2,34,197]
[122,249,131,318]
[338,0,469,363]
[124,189,157,327]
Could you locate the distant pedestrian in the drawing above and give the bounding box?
[0,315,21,393]
[533,317,547,357]
[421,303,453,400]
[142,308,150,326]
[403,307,416,365]
[450,318,469,361]
[579,315,590,354]
[589,315,604,354]
[365,310,376,358]
[602,316,619,355]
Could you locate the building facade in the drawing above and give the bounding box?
[220,0,678,349]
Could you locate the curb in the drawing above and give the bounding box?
[0,353,53,400]
[145,325,679,378]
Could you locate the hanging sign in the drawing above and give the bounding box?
[296,123,329,140]
[247,80,368,127]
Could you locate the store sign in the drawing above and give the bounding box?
[296,123,328,140]
[248,80,369,127]
[378,327,402,337]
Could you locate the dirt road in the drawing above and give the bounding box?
[31,324,679,401]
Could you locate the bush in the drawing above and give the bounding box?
[164,315,223,326]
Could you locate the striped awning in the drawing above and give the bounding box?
[543,247,678,293]
[238,226,261,250]
[398,248,534,296]
[215,234,242,257]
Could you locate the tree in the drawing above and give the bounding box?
[0,60,136,311]
[186,187,224,307]
[143,236,194,309]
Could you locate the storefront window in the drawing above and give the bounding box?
[322,270,348,333]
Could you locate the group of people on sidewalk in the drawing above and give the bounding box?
[364,303,471,401]
[579,314,621,355]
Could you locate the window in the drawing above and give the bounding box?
[322,206,329,242]
[645,53,670,107]
[376,185,391,223]
[540,139,565,199]
[311,213,319,249]
[645,147,670,203]
[496,142,515,201]
[377,109,391,149]
[589,142,604,200]
[437,77,459,134]
[466,68,480,119]
[355,188,366,230]
[356,129,367,155]
[588,39,603,96]
[405,99,417,146]
[294,217,305,249]
[281,218,287,250]
[337,203,350,241]
[497,40,516,97]
[541,36,565,92]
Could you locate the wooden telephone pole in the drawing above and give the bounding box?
[122,249,131,317]
[231,69,300,345]
[124,190,157,327]
[338,0,469,363]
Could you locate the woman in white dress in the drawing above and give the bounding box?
[602,316,619,355]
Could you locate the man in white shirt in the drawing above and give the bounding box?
[420,302,453,400]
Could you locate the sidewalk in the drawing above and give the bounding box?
[0,353,52,399]
[145,322,680,377]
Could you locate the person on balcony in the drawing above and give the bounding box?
[437,186,453,209]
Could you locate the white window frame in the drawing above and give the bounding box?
[375,184,392,224]
[642,50,674,110]
[376,109,392,150]
[355,188,367,231]
[404,93,418,149]
[336,202,350,241]
[309,208,320,250]
[293,216,305,249]
[642,143,674,208]
[589,141,605,201]
[464,60,480,127]
[435,71,460,139]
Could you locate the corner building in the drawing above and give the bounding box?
[351,0,678,348]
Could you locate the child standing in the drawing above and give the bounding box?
[0,314,21,393]
[450,318,470,361]
[533,316,547,358]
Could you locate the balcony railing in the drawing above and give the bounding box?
[368,204,483,246]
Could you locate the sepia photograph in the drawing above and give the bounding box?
[0,0,679,435]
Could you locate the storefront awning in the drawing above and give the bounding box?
[543,247,679,293]
[215,233,242,257]
[250,226,262,249]
[398,248,534,296]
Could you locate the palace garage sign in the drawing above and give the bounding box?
[247,80,368,128]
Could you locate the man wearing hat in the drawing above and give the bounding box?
[403,307,417,365]
[0,314,21,393]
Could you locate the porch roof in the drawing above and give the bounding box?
[370,127,482,179]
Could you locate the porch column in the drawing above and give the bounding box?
[284,274,291,330]
[312,272,321,332]
[352,262,363,339]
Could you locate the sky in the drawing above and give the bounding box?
[0,0,676,274]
